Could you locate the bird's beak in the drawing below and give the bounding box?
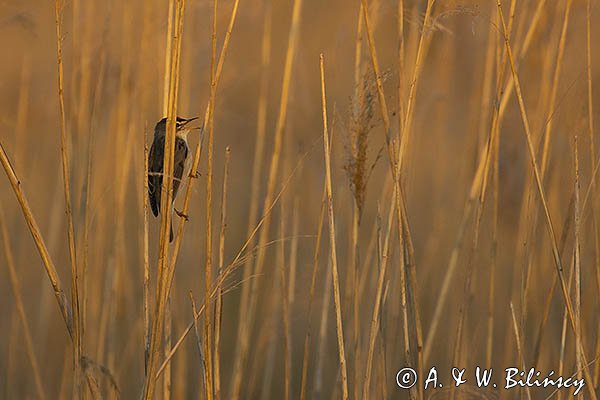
[181,117,199,127]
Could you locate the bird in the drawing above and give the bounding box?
[148,116,199,242]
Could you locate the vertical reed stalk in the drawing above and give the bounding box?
[167,0,240,296]
[350,14,364,397]
[231,0,303,396]
[143,130,150,375]
[299,186,326,400]
[314,256,333,398]
[360,1,422,396]
[574,137,583,399]
[396,0,435,171]
[397,0,404,129]
[214,146,231,400]
[497,2,597,398]
[510,303,532,400]
[585,0,600,386]
[190,291,206,390]
[288,198,299,305]
[363,185,395,398]
[163,0,175,115]
[231,4,271,392]
[143,0,186,397]
[424,0,546,358]
[539,0,573,176]
[320,53,349,400]
[279,202,291,400]
[163,300,172,400]
[204,0,219,398]
[54,0,81,395]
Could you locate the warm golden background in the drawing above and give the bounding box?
[1,0,599,398]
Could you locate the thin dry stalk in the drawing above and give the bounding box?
[586,0,597,226]
[585,0,600,386]
[425,0,547,358]
[299,186,326,400]
[452,122,496,371]
[203,0,219,398]
[314,255,333,398]
[399,180,422,398]
[345,73,377,400]
[143,0,186,397]
[231,0,303,397]
[487,92,500,370]
[493,0,544,125]
[350,112,362,400]
[288,198,299,304]
[0,143,72,335]
[452,27,507,367]
[509,303,532,400]
[214,146,231,400]
[574,138,583,399]
[423,143,486,361]
[0,205,45,399]
[80,26,108,347]
[397,0,405,127]
[73,1,94,173]
[163,301,172,400]
[354,3,363,98]
[143,131,150,375]
[595,323,600,388]
[54,0,82,395]
[360,1,422,394]
[279,202,291,400]
[496,2,597,398]
[232,5,271,394]
[162,0,175,115]
[360,0,390,137]
[557,253,576,400]
[189,291,206,389]
[165,0,240,304]
[494,1,548,278]
[158,256,241,379]
[347,8,372,392]
[320,53,349,400]
[158,142,312,380]
[539,0,573,175]
[477,19,497,159]
[396,0,435,171]
[363,185,396,399]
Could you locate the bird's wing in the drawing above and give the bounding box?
[148,135,164,217]
[172,137,189,199]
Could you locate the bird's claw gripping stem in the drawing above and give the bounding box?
[175,208,189,221]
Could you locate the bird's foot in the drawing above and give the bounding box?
[189,170,201,179]
[175,208,189,221]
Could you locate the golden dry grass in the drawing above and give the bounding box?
[1,0,600,399]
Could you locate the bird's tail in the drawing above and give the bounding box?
[169,220,174,242]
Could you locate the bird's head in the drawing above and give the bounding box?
[154,116,200,139]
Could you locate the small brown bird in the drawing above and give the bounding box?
[148,116,198,242]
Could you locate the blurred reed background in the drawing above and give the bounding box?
[0,0,599,398]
